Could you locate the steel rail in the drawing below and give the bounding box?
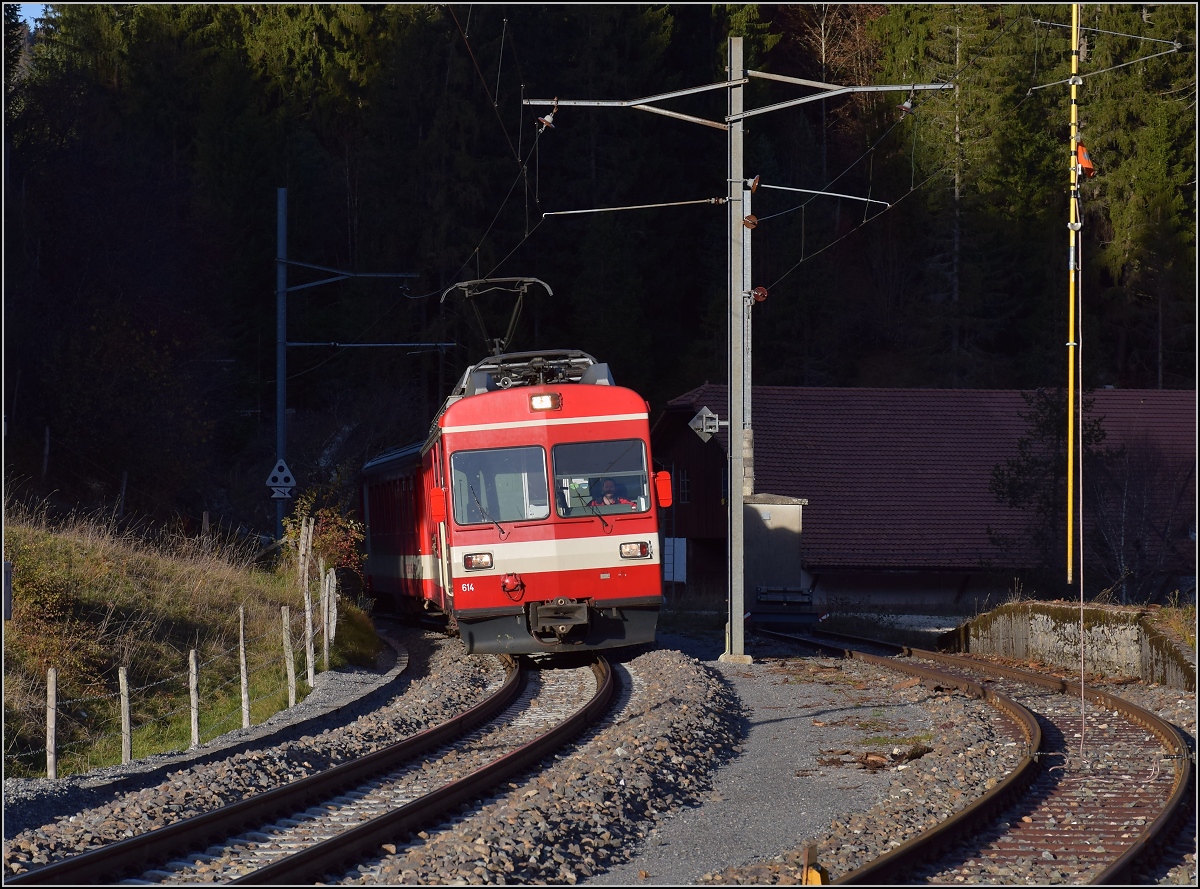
[754,629,1043,886]
[7,656,523,886]
[799,627,1193,884]
[235,654,614,885]
[895,642,1194,886]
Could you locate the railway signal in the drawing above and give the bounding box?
[689,406,725,443]
[265,459,296,500]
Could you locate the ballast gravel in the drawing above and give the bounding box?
[343,631,1016,886]
[3,625,504,874]
[4,620,1194,885]
[588,632,1019,886]
[1089,678,1197,886]
[3,629,409,843]
[345,644,741,885]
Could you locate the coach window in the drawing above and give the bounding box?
[450,446,550,525]
[552,439,650,517]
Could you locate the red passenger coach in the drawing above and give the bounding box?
[362,350,673,654]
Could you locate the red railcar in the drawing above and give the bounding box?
[362,350,672,654]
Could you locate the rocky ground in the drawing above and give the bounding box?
[4,616,1194,885]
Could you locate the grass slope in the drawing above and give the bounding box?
[3,502,380,778]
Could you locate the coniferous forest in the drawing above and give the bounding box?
[4,4,1195,536]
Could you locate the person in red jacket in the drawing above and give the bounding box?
[589,478,632,507]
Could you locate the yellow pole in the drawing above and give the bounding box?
[1066,4,1080,585]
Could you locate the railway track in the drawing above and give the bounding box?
[756,628,1193,884]
[9,654,615,886]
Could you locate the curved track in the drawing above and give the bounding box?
[757,628,1193,884]
[237,654,613,885]
[12,655,616,886]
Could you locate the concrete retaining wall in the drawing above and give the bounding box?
[962,603,1195,692]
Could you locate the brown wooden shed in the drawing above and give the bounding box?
[652,385,1195,612]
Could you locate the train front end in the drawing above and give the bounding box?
[433,354,671,654]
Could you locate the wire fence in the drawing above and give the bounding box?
[6,564,342,779]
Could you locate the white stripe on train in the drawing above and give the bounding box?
[441,412,647,435]
[374,535,658,584]
[450,536,659,574]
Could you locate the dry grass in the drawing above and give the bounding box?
[3,499,381,778]
[1154,592,1196,651]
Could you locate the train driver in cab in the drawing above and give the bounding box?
[589,477,633,507]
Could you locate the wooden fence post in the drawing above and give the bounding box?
[320,562,330,672]
[188,649,199,749]
[238,606,250,729]
[282,605,296,707]
[329,570,338,645]
[301,517,315,689]
[45,667,57,779]
[318,556,327,641]
[119,666,131,764]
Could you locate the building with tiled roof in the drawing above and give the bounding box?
[651,386,1195,613]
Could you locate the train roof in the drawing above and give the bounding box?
[363,350,627,470]
[450,350,612,396]
[425,349,618,442]
[361,441,423,476]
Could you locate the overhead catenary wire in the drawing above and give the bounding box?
[447,4,520,165]
[483,218,544,279]
[543,197,729,217]
[765,167,949,287]
[420,27,555,293]
[764,11,1031,290]
[351,86,553,356]
[1034,18,1182,47]
[861,154,875,223]
[494,17,506,107]
[1028,45,1183,91]
[758,183,889,208]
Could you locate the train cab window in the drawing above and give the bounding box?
[552,439,650,517]
[450,446,550,525]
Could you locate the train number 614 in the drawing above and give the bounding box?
[460,582,475,593]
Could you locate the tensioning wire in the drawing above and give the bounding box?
[1028,46,1184,92]
[763,10,1029,288]
[447,4,520,166]
[1034,18,1181,47]
[759,8,1027,229]
[339,50,550,360]
[766,165,950,290]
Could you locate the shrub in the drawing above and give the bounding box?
[282,487,366,583]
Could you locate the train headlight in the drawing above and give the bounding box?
[619,542,651,559]
[464,552,493,570]
[529,393,562,411]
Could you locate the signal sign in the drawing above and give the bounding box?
[266,459,296,499]
[689,406,724,443]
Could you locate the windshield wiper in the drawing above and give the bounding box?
[584,498,611,530]
[469,484,509,539]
